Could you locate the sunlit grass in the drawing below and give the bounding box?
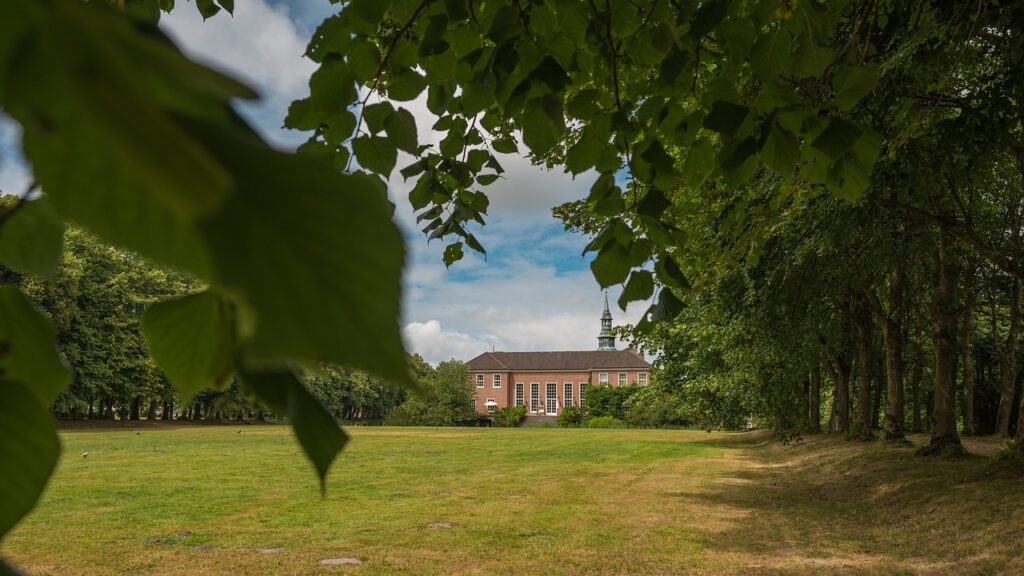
[3,426,1022,575]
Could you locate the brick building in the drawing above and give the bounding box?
[466,297,650,415]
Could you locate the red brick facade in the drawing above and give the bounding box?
[471,368,650,414]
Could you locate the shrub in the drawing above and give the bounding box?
[624,387,689,428]
[558,405,585,427]
[492,405,527,427]
[384,360,477,426]
[586,384,636,419]
[587,415,626,429]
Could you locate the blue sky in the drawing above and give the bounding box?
[0,0,644,363]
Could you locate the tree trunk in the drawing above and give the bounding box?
[871,347,884,430]
[829,354,851,434]
[808,364,822,433]
[911,340,923,432]
[147,399,158,420]
[922,229,963,455]
[129,398,141,421]
[961,269,977,436]
[854,296,876,440]
[996,279,1020,436]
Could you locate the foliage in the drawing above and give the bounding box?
[622,385,690,429]
[491,405,527,427]
[585,384,635,421]
[384,361,476,426]
[557,405,585,428]
[587,416,627,429]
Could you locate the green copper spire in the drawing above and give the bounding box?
[598,293,616,350]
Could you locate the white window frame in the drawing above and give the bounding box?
[618,372,627,385]
[515,382,524,406]
[492,373,502,388]
[638,372,648,385]
[486,398,496,413]
[564,382,573,407]
[546,382,557,414]
[530,383,540,411]
[599,372,609,384]
[579,382,588,406]
[475,374,484,388]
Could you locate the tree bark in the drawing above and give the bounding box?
[863,267,907,440]
[961,267,977,435]
[911,340,923,432]
[854,295,876,440]
[996,279,1020,436]
[922,228,963,455]
[808,363,822,433]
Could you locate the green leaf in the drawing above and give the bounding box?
[832,65,880,111]
[0,380,60,542]
[750,30,791,81]
[195,0,221,19]
[5,0,254,275]
[762,122,800,176]
[650,288,684,322]
[702,101,749,136]
[655,255,690,291]
[347,42,382,84]
[0,196,65,279]
[443,242,464,267]
[0,286,71,406]
[384,107,419,154]
[362,102,394,134]
[387,68,428,101]
[216,0,234,14]
[492,138,517,154]
[618,270,655,310]
[241,370,347,491]
[141,291,236,401]
[812,118,862,160]
[184,122,412,388]
[638,188,670,219]
[590,242,631,288]
[565,131,605,175]
[683,142,715,191]
[353,136,398,175]
[521,96,565,155]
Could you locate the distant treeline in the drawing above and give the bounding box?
[1,227,474,423]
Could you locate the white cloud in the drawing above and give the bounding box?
[160,0,318,148]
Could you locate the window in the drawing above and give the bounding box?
[530,383,540,411]
[599,372,608,384]
[493,374,502,388]
[564,382,573,407]
[579,383,588,406]
[546,383,557,414]
[638,372,648,386]
[486,398,496,413]
[475,374,484,388]
[618,372,627,385]
[515,383,524,406]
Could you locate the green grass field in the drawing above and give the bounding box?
[2,425,1022,575]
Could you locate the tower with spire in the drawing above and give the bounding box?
[598,293,616,350]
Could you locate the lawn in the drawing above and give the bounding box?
[2,425,1022,575]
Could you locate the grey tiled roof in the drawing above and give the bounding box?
[466,350,649,371]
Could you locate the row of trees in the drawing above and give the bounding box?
[0,218,464,424]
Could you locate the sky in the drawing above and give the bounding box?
[0,0,646,364]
